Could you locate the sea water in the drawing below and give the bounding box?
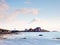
[0,32,60,45]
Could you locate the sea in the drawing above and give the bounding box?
[0,32,60,45]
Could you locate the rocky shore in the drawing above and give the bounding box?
[0,27,50,34]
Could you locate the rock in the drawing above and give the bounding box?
[39,34,43,36]
[22,37,27,39]
[55,38,60,39]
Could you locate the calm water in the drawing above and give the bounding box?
[0,32,60,45]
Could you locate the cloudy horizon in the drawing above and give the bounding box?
[0,0,60,31]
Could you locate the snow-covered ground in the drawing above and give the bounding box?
[0,32,60,45]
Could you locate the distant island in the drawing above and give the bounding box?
[21,27,49,32]
[0,27,50,34]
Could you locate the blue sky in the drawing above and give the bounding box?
[6,0,60,20]
[0,0,60,31]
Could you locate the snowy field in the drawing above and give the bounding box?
[0,32,60,45]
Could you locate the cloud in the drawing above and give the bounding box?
[0,0,10,20]
[0,0,39,30]
[26,17,48,29]
[6,9,20,21]
[15,8,39,15]
[0,0,9,11]
[0,15,5,18]
[31,8,39,15]
[24,0,32,4]
[24,1,31,4]
[0,8,39,22]
[0,12,8,20]
[0,0,39,21]
[6,8,39,21]
[19,8,29,14]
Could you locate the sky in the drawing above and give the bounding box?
[0,0,60,31]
